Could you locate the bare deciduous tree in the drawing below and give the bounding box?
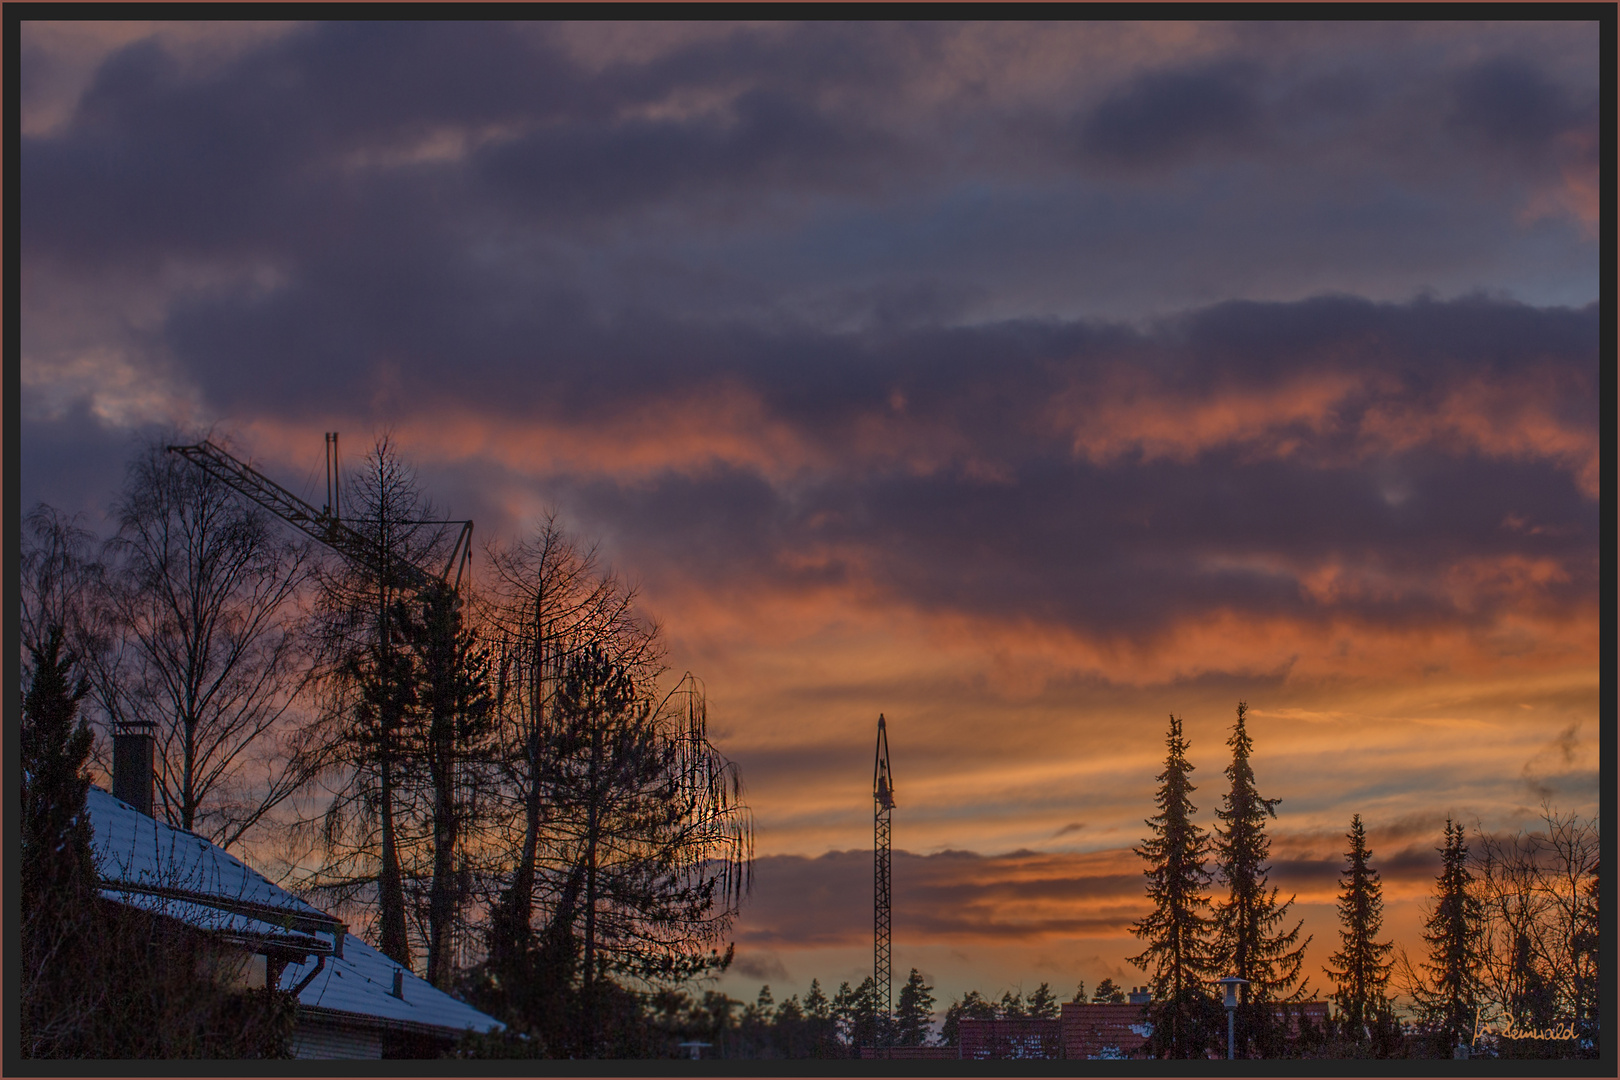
[478,514,662,981]
[92,437,318,850]
[20,503,106,670]
[1471,805,1599,1056]
[471,515,752,1055]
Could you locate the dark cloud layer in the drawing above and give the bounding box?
[22,22,1596,319]
[20,22,1597,673]
[1079,61,1263,168]
[554,296,1597,653]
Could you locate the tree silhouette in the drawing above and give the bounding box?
[1090,978,1127,1004]
[1026,981,1059,1019]
[1325,814,1394,1046]
[895,968,936,1045]
[939,989,996,1048]
[1402,817,1481,1052]
[1128,714,1219,1058]
[1210,702,1311,1056]
[95,436,317,849]
[21,629,99,1056]
[404,583,494,989]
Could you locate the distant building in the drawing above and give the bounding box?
[958,1016,1065,1059]
[1061,1001,1154,1059]
[947,993,1330,1060]
[88,780,503,1058]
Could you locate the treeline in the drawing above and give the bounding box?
[20,431,754,1058]
[595,972,1140,1058]
[1128,704,1599,1060]
[461,969,940,1059]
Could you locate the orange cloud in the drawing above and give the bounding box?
[1049,364,1595,498]
[1359,376,1598,498]
[1052,368,1369,467]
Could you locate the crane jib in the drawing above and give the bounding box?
[167,441,471,594]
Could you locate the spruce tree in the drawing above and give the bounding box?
[1419,817,1481,1050]
[1325,814,1393,1042]
[894,968,936,1045]
[1210,702,1311,1057]
[20,628,99,1057]
[1026,981,1059,1019]
[1128,714,1219,1058]
[803,979,839,1056]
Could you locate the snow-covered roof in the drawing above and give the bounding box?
[87,785,503,1037]
[279,932,503,1034]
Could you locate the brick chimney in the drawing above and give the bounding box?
[113,720,155,816]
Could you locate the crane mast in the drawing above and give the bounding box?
[874,713,895,1052]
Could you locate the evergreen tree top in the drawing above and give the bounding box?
[1128,713,1216,1015]
[1211,702,1311,1007]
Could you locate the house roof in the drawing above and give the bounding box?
[87,785,503,1037]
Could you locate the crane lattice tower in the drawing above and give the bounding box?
[873,714,895,1050]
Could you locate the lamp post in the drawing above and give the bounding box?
[1216,976,1250,1060]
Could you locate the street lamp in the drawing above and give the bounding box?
[1215,976,1250,1061]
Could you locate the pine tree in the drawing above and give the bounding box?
[1027,981,1059,1019]
[1091,977,1127,1004]
[1210,702,1311,1057]
[1128,714,1220,1058]
[894,968,936,1045]
[1419,817,1481,1050]
[1326,814,1393,1042]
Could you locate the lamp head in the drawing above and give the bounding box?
[1215,976,1250,1009]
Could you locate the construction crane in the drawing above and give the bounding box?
[168,433,477,973]
[167,435,473,592]
[873,713,895,1052]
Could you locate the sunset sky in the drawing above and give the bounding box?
[17,20,1601,1014]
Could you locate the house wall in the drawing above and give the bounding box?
[289,1018,383,1059]
[859,1046,960,1059]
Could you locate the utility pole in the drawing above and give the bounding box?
[873,714,895,1054]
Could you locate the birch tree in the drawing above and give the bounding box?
[96,436,317,848]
